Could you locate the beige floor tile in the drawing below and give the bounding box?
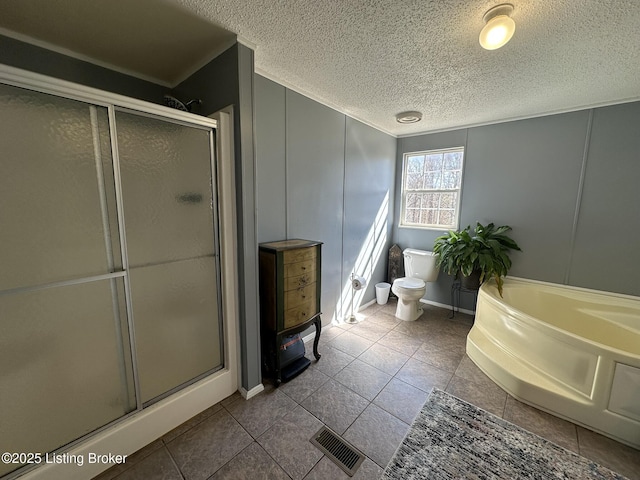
[280,365,330,403]
[301,379,369,435]
[225,388,296,438]
[112,447,181,480]
[454,354,499,390]
[376,298,399,317]
[358,342,410,375]
[373,378,430,424]
[343,403,410,468]
[163,403,224,443]
[303,456,383,480]
[445,375,507,417]
[422,329,467,353]
[327,331,374,357]
[358,301,385,316]
[411,342,464,373]
[333,358,392,401]
[577,427,640,480]
[377,329,423,355]
[364,311,401,330]
[209,442,289,480]
[348,321,392,342]
[166,410,252,480]
[394,357,453,393]
[308,344,354,377]
[257,406,324,480]
[392,319,432,341]
[309,329,343,352]
[442,317,474,336]
[92,440,165,480]
[503,396,579,453]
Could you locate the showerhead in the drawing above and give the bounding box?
[163,95,202,112]
[184,99,202,111]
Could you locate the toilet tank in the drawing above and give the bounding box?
[403,248,440,282]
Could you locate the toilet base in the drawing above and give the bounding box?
[395,298,424,321]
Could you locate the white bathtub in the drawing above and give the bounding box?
[467,277,640,449]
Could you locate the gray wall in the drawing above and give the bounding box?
[569,103,640,294]
[255,75,396,325]
[0,34,166,104]
[394,102,640,309]
[286,90,345,322]
[342,118,396,314]
[174,44,261,392]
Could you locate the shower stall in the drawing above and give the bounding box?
[0,67,237,479]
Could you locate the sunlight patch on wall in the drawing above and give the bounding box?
[333,191,389,324]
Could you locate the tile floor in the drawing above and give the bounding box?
[94,300,640,480]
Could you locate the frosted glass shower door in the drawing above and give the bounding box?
[115,111,223,404]
[0,84,134,477]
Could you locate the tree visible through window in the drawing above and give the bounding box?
[400,147,464,229]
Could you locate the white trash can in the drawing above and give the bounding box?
[375,282,391,305]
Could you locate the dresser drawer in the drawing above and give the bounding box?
[284,272,315,291]
[283,247,317,264]
[284,299,317,329]
[284,259,315,279]
[284,283,316,309]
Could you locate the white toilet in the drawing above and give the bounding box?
[391,248,439,321]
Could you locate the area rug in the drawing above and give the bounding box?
[382,389,628,480]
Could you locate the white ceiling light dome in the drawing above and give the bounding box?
[479,4,516,50]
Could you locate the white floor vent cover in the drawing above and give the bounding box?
[310,426,365,476]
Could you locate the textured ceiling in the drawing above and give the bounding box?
[1,0,639,136]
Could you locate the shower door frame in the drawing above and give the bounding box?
[0,64,240,480]
[110,105,226,408]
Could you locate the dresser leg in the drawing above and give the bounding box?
[313,317,322,360]
[275,333,282,387]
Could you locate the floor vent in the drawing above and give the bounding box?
[310,426,365,476]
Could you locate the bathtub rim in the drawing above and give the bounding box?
[503,276,640,304]
[480,276,640,358]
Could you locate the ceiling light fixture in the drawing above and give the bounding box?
[396,111,423,124]
[479,3,516,50]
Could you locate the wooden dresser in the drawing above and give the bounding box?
[259,239,322,385]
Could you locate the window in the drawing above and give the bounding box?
[400,147,464,230]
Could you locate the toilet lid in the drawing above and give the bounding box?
[395,277,425,289]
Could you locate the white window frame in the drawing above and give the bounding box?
[399,147,464,231]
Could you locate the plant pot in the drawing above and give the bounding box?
[461,269,482,290]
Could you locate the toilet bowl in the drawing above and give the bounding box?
[392,277,427,321]
[391,249,439,321]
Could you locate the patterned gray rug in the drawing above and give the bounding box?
[382,389,628,480]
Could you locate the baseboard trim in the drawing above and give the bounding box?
[358,298,378,310]
[420,298,475,316]
[240,383,265,400]
[360,296,476,317]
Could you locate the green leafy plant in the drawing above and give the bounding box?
[433,222,521,296]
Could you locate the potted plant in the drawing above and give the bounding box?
[433,222,521,296]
